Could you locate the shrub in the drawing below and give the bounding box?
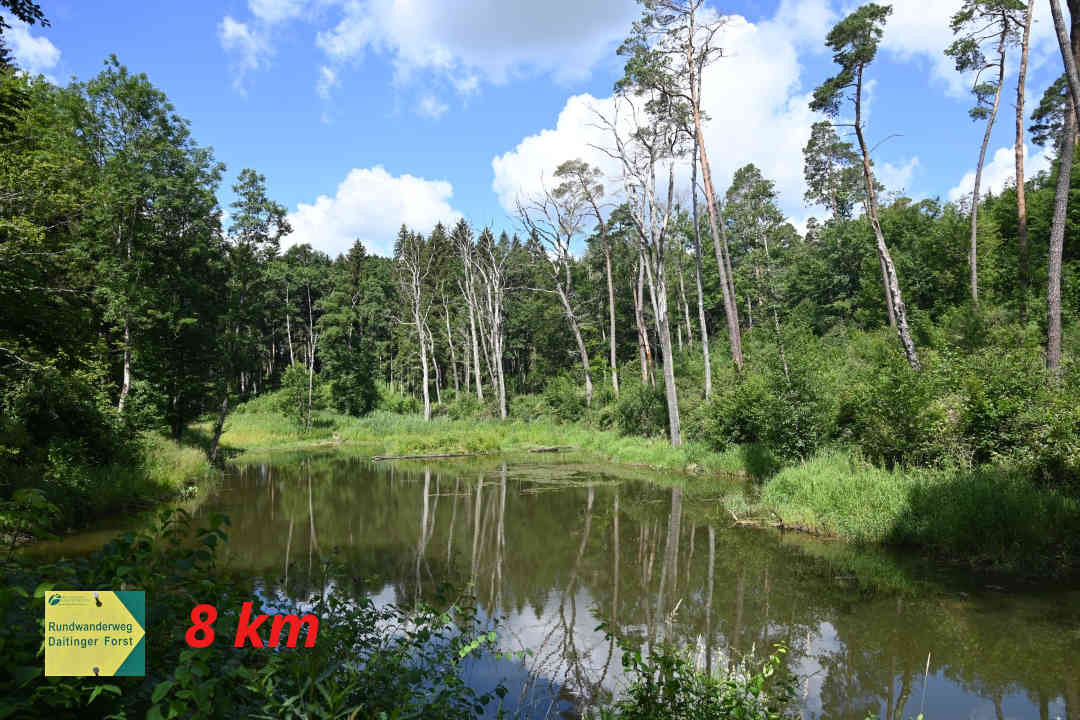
[376,384,420,415]
[614,380,668,438]
[542,374,586,423]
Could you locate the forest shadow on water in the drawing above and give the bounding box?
[192,455,1080,720]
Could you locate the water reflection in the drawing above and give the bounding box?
[201,456,1080,719]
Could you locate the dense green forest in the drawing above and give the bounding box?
[3,0,1078,545]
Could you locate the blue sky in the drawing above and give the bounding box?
[5,0,1069,256]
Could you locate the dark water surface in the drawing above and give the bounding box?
[198,454,1080,719]
[53,453,1080,718]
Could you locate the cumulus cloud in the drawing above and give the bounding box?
[492,4,829,225]
[315,0,639,89]
[947,144,1053,204]
[1,11,60,78]
[218,16,272,91]
[285,166,463,257]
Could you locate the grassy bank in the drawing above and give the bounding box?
[2,432,219,545]
[760,449,1080,573]
[206,404,1080,575]
[210,407,750,479]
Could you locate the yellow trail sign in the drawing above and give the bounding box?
[45,590,145,677]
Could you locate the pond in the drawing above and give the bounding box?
[44,452,1080,718]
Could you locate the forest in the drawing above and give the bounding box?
[3,0,1078,551]
[1,0,1080,717]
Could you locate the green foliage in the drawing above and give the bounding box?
[614,379,668,438]
[376,383,421,415]
[542,374,587,423]
[277,364,321,433]
[596,639,797,720]
[1,509,508,720]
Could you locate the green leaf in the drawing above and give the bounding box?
[151,680,175,704]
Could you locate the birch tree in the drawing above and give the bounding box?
[518,182,595,408]
[473,229,511,418]
[600,97,683,446]
[946,0,1026,307]
[810,3,921,370]
[451,219,485,401]
[554,159,620,399]
[394,225,436,419]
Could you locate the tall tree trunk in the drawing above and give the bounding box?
[306,285,316,432]
[691,149,712,399]
[429,325,442,405]
[643,232,682,447]
[1047,0,1080,375]
[468,304,483,401]
[118,318,132,413]
[1051,0,1080,118]
[557,286,593,407]
[1016,2,1033,318]
[444,304,459,394]
[285,283,295,366]
[854,66,920,370]
[604,232,620,399]
[692,70,742,369]
[676,237,693,347]
[1048,105,1075,376]
[968,28,1008,307]
[208,396,229,465]
[419,321,431,420]
[634,259,649,383]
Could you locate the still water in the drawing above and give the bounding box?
[192,454,1079,719]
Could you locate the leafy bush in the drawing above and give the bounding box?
[596,640,797,720]
[542,374,586,423]
[1,510,508,720]
[614,380,668,438]
[376,384,421,415]
[847,347,948,468]
[509,393,548,422]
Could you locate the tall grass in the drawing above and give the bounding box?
[217,409,749,480]
[759,447,1080,572]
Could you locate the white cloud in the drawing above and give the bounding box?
[286,166,463,257]
[218,16,272,91]
[316,65,338,99]
[315,0,639,90]
[417,94,448,119]
[879,0,1061,99]
[248,0,307,24]
[1,11,60,78]
[877,156,921,195]
[492,4,828,226]
[947,144,1053,203]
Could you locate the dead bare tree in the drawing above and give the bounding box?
[597,96,684,446]
[518,181,595,407]
[394,225,436,420]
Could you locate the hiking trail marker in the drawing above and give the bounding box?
[44,590,145,676]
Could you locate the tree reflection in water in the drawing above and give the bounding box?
[207,457,1080,720]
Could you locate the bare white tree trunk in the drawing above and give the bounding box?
[118,319,132,414]
[853,66,920,370]
[690,146,712,399]
[967,27,1008,307]
[1016,2,1033,316]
